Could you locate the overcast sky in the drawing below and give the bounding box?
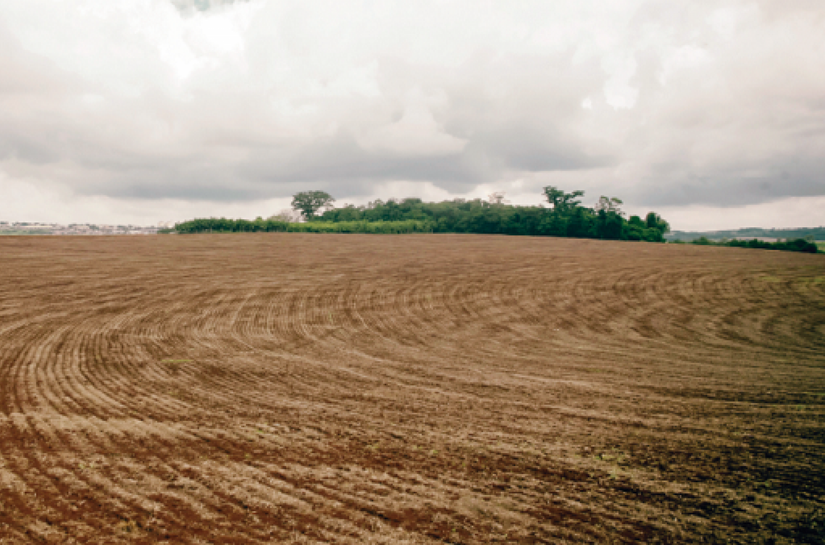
[1,0,823,230]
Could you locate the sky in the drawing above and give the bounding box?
[0,0,823,230]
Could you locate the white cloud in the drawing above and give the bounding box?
[357,87,466,156]
[602,54,639,110]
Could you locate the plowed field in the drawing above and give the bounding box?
[1,234,824,543]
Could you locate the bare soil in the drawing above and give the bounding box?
[1,234,824,544]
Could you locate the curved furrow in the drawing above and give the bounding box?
[1,235,824,543]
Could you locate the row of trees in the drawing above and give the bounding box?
[172,217,434,234]
[173,217,290,234]
[175,187,671,241]
[287,187,670,242]
[172,188,823,254]
[683,237,819,253]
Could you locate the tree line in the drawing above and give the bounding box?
[172,217,433,234]
[294,187,670,241]
[171,187,822,253]
[174,187,671,242]
[679,237,819,253]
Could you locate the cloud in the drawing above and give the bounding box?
[170,0,247,13]
[0,0,823,227]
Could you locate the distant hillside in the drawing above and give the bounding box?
[667,226,825,242]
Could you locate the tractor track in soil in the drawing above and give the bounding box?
[0,233,824,543]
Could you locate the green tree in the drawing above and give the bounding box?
[566,208,592,238]
[596,209,624,240]
[645,212,670,234]
[174,187,677,244]
[291,190,335,220]
[543,186,585,213]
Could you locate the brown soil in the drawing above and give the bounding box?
[0,234,823,544]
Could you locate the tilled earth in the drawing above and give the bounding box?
[0,234,824,543]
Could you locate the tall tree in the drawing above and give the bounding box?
[594,196,624,215]
[543,186,584,213]
[291,191,335,220]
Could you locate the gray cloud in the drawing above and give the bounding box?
[0,0,824,226]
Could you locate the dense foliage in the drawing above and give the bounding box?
[174,187,671,242]
[313,188,670,242]
[173,217,433,234]
[171,188,822,254]
[174,217,289,233]
[683,237,819,253]
[291,190,335,220]
[175,187,671,241]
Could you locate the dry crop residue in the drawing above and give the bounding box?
[0,234,823,543]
